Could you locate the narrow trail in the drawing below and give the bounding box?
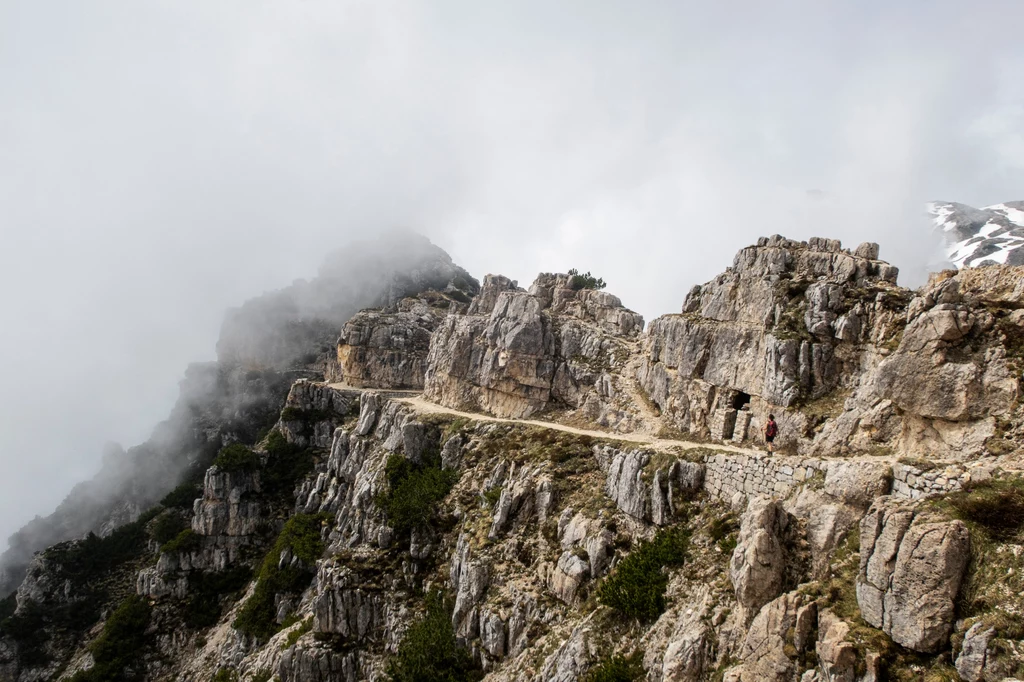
[395,394,760,456]
[324,381,897,463]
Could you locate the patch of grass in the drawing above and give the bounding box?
[281,617,313,650]
[896,457,937,472]
[233,514,328,641]
[941,478,1024,541]
[597,526,690,622]
[160,529,202,555]
[483,486,503,508]
[214,443,261,473]
[581,652,644,682]
[385,590,481,682]
[68,595,151,682]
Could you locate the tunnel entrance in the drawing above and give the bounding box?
[732,391,751,410]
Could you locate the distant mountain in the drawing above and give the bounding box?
[929,200,1024,268]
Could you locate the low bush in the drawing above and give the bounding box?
[68,595,151,682]
[0,599,50,666]
[281,617,313,649]
[161,529,202,555]
[377,453,458,538]
[448,289,472,304]
[386,590,480,682]
[151,511,189,545]
[597,526,690,621]
[262,430,315,501]
[211,669,239,682]
[214,444,261,473]
[233,514,327,641]
[184,567,253,629]
[582,652,644,682]
[567,268,607,291]
[161,480,203,509]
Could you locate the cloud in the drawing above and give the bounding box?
[2,0,1023,543]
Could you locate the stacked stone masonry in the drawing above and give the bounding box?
[701,453,978,502]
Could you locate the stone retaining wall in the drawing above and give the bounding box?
[700,453,981,503]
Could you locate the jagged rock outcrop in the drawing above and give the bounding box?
[734,591,810,682]
[334,292,474,389]
[639,236,905,450]
[730,497,790,624]
[856,497,970,652]
[423,272,644,421]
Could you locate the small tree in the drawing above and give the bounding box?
[567,268,607,291]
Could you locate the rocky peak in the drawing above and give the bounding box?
[423,271,643,420]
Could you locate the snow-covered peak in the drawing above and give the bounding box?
[929,200,1024,268]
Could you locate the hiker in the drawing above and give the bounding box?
[763,414,778,454]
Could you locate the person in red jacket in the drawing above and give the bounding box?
[763,414,778,454]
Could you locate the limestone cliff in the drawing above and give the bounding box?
[2,233,1023,682]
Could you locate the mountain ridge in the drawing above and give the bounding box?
[1,233,1022,682]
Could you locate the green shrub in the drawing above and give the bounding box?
[68,595,151,682]
[582,652,644,682]
[161,529,202,555]
[214,444,261,473]
[0,593,15,622]
[281,617,313,649]
[279,407,333,423]
[161,480,202,509]
[212,669,239,682]
[386,591,480,682]
[234,514,327,641]
[448,289,472,304]
[184,567,253,629]
[0,599,50,666]
[943,478,1024,540]
[151,512,189,545]
[262,431,315,501]
[251,669,274,682]
[377,453,458,538]
[567,268,607,291]
[597,527,689,621]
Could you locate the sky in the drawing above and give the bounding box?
[1,0,1023,545]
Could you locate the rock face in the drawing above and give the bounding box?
[730,497,790,624]
[424,273,643,420]
[641,235,1023,461]
[856,498,970,652]
[639,236,903,449]
[334,293,473,390]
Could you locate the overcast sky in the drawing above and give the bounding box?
[2,0,1023,544]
